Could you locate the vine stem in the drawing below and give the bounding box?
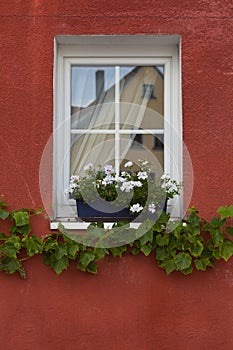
[19,256,32,262]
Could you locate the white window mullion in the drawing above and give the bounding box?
[70,129,164,134]
[163,59,171,176]
[63,59,72,195]
[115,66,120,173]
[55,58,73,218]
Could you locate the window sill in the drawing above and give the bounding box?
[50,221,141,230]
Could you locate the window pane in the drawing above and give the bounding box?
[71,66,115,129]
[119,66,164,130]
[70,65,164,176]
[71,103,116,130]
[70,134,115,176]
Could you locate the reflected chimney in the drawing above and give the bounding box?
[96,70,104,101]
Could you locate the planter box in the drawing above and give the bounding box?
[76,199,167,222]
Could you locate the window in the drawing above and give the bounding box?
[52,35,182,226]
[142,84,156,99]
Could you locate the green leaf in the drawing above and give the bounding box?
[14,224,32,236]
[212,249,221,260]
[163,259,177,275]
[156,246,170,261]
[0,200,8,208]
[210,217,221,228]
[219,239,233,262]
[43,237,58,252]
[0,232,8,241]
[67,242,80,259]
[55,245,67,260]
[172,225,182,239]
[217,205,233,219]
[137,219,156,239]
[140,243,153,256]
[78,251,95,271]
[209,228,224,246]
[93,247,108,261]
[131,247,140,255]
[0,208,9,220]
[43,253,56,267]
[86,261,98,274]
[189,212,201,229]
[152,222,164,233]
[181,265,193,275]
[167,235,178,251]
[226,227,233,237]
[57,223,69,236]
[195,258,211,271]
[139,229,153,245]
[110,246,127,258]
[0,242,20,258]
[12,211,30,227]
[189,240,204,258]
[0,257,25,278]
[174,252,192,271]
[22,236,43,256]
[156,233,169,247]
[35,208,43,215]
[86,225,105,239]
[156,211,170,225]
[53,256,69,274]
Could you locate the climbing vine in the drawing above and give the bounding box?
[0,197,232,278]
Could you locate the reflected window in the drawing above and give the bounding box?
[142,84,156,99]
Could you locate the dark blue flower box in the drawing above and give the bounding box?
[76,199,137,222]
[76,199,167,222]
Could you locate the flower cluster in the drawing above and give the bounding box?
[160,174,183,199]
[66,160,182,215]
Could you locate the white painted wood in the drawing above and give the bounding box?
[115,66,120,172]
[53,35,182,221]
[50,221,141,230]
[70,129,165,134]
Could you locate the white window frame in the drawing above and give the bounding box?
[51,35,182,229]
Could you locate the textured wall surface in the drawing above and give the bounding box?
[0,1,233,349]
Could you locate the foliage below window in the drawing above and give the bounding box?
[0,198,232,278]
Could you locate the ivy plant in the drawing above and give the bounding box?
[0,198,232,278]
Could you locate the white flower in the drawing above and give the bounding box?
[120,171,130,178]
[130,203,143,213]
[133,181,142,187]
[104,164,114,174]
[148,203,156,214]
[161,174,170,180]
[83,163,93,171]
[137,171,148,180]
[120,178,142,192]
[124,161,133,167]
[65,183,78,194]
[70,175,80,182]
[102,175,114,185]
[120,181,134,192]
[182,222,187,227]
[70,182,78,190]
[115,176,125,183]
[167,184,177,192]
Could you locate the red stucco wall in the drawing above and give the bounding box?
[0,1,233,349]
